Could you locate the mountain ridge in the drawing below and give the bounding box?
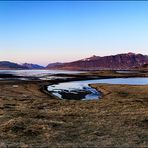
[0,52,148,70]
[0,61,44,70]
[46,52,148,70]
[0,61,27,70]
[22,63,44,69]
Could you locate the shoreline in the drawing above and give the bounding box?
[0,71,148,101]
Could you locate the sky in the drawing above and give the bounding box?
[0,1,148,66]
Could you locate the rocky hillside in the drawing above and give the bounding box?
[46,62,63,69]
[46,53,148,70]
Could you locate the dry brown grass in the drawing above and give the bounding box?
[0,80,147,147]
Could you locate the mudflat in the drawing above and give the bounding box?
[0,70,148,147]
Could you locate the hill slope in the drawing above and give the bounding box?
[22,63,44,69]
[46,53,148,70]
[0,61,27,70]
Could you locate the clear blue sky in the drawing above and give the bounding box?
[0,1,148,66]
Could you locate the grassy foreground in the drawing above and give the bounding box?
[0,81,147,147]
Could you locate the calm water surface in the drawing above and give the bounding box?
[48,78,148,100]
[0,70,84,77]
[116,70,140,74]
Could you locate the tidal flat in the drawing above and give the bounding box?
[0,70,147,147]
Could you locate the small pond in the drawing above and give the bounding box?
[47,78,148,100]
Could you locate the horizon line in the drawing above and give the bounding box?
[0,52,147,66]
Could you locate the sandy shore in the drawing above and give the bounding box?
[0,76,147,147]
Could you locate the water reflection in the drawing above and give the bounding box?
[48,78,148,100]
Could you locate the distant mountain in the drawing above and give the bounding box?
[1,52,148,70]
[46,62,64,69]
[0,61,27,69]
[46,53,148,70]
[0,61,44,70]
[22,63,44,69]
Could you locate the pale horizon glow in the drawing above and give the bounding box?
[0,1,148,66]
